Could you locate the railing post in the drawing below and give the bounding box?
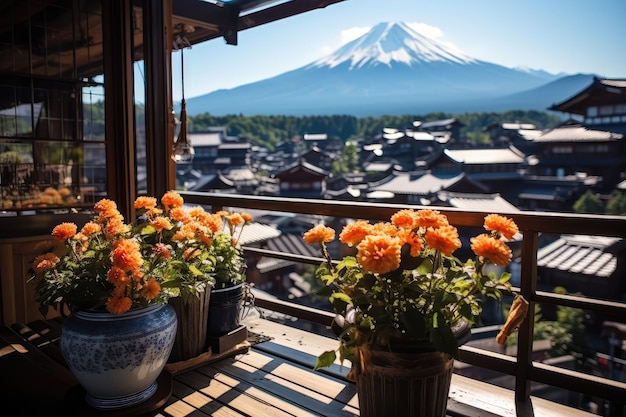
[516,230,538,402]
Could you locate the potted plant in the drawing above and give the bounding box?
[133,191,219,363]
[29,197,177,410]
[303,209,527,417]
[206,210,253,338]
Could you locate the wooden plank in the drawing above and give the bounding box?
[176,366,309,417]
[197,350,358,416]
[234,349,357,406]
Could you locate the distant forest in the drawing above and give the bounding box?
[188,110,562,150]
[82,101,562,150]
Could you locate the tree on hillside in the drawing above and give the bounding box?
[605,190,626,215]
[573,190,604,214]
[332,141,359,175]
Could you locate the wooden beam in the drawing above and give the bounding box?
[143,0,176,197]
[102,0,137,220]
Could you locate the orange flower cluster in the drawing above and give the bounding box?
[307,209,473,275]
[303,209,521,368]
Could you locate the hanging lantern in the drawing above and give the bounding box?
[171,34,194,163]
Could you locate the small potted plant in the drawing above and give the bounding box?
[303,209,527,417]
[206,210,253,338]
[29,197,177,409]
[133,191,219,362]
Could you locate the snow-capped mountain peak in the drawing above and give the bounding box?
[310,21,477,70]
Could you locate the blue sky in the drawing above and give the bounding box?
[142,0,626,102]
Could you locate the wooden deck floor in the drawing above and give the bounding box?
[0,313,596,417]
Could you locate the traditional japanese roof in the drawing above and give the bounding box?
[549,77,626,115]
[436,192,519,213]
[256,233,321,273]
[370,172,467,195]
[443,147,526,164]
[537,235,622,277]
[189,132,223,146]
[238,222,282,246]
[531,125,623,142]
[275,160,328,178]
[417,118,464,129]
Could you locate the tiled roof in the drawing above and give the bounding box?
[537,235,621,277]
[238,222,282,245]
[189,133,222,146]
[371,172,466,195]
[532,125,623,142]
[444,148,525,164]
[437,192,519,213]
[256,234,321,273]
[600,79,626,88]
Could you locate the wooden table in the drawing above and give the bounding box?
[0,314,596,417]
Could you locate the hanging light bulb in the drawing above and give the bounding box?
[171,35,194,163]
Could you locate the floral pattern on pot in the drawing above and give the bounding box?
[61,304,177,408]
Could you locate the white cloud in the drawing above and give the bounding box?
[340,26,371,44]
[406,22,444,39]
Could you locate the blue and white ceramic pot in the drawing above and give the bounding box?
[61,303,177,409]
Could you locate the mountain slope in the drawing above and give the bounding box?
[186,21,570,117]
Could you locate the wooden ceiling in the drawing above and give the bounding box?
[0,0,347,81]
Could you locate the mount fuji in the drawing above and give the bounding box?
[186,22,592,117]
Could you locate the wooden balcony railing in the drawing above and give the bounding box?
[179,191,626,409]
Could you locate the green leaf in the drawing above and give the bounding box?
[189,264,203,277]
[314,350,336,370]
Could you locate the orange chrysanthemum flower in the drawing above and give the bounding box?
[106,294,133,314]
[134,196,157,210]
[371,222,398,237]
[93,198,117,214]
[153,243,171,259]
[241,212,253,223]
[51,222,77,241]
[141,278,161,300]
[228,213,245,226]
[470,234,512,266]
[80,221,101,237]
[391,209,418,229]
[205,213,223,234]
[414,209,449,229]
[484,214,519,241]
[357,235,402,275]
[339,220,372,246]
[397,229,422,257]
[173,222,198,241]
[150,216,173,233]
[112,239,143,272]
[33,253,60,273]
[169,206,190,223]
[104,218,129,240]
[303,225,336,245]
[107,266,130,286]
[425,225,461,257]
[188,206,208,219]
[161,191,184,211]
